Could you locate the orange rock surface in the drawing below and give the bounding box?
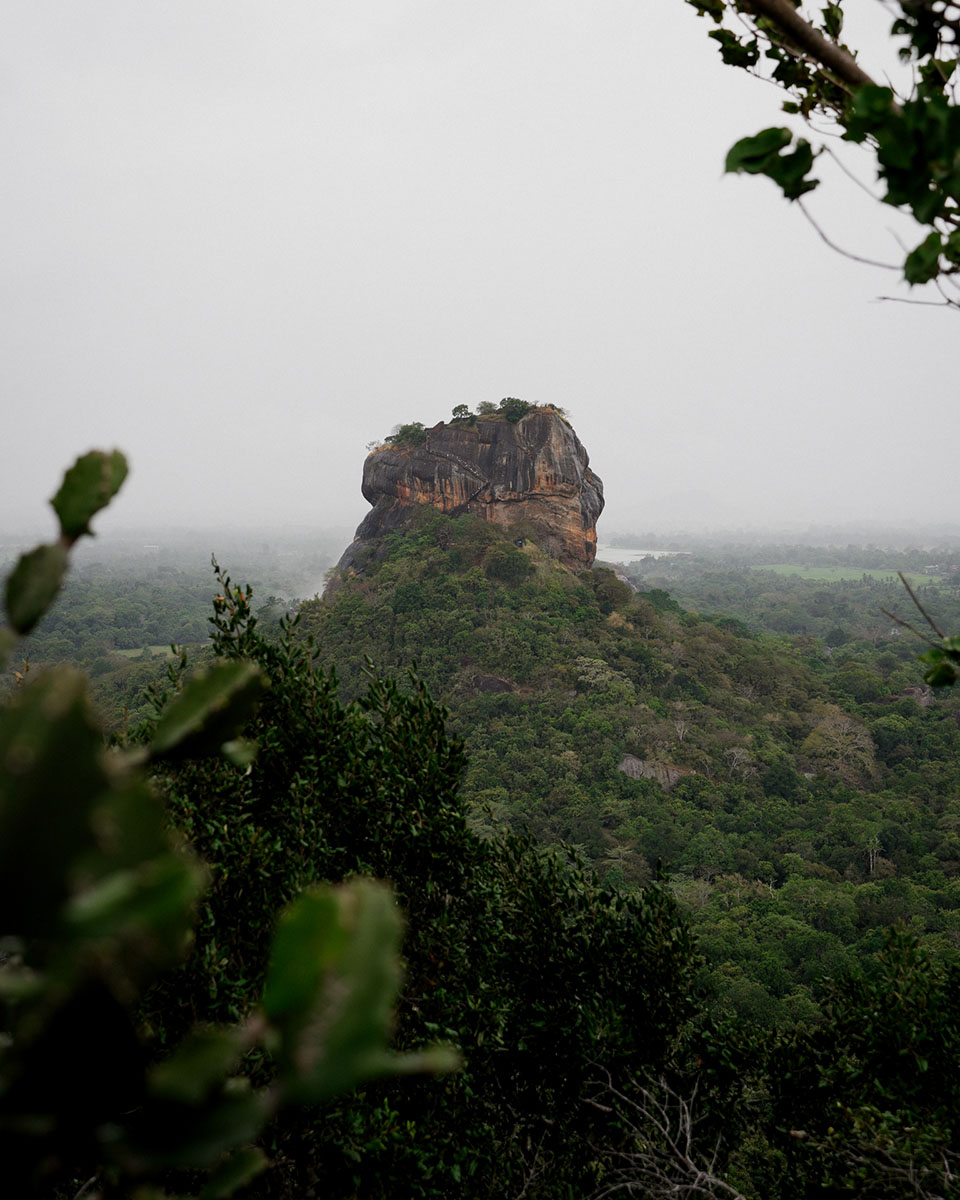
[342,408,603,572]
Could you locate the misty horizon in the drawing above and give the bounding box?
[3,3,957,539]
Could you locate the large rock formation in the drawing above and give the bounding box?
[338,407,603,572]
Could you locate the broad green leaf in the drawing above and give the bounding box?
[0,628,15,669]
[51,449,129,540]
[263,880,458,1103]
[725,127,791,175]
[150,1029,245,1104]
[4,543,68,634]
[149,661,265,760]
[199,1147,269,1199]
[725,128,818,199]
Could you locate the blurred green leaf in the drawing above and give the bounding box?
[149,661,265,761]
[150,1029,245,1105]
[0,669,108,935]
[66,853,205,957]
[199,1147,269,1199]
[221,738,258,769]
[3,543,68,635]
[0,628,15,668]
[51,449,128,540]
[132,1091,268,1169]
[264,880,457,1102]
[921,646,960,687]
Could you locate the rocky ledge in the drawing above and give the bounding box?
[338,407,604,573]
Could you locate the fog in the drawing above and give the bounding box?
[2,1,955,545]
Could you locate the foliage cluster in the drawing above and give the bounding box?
[375,398,566,449]
[686,0,960,302]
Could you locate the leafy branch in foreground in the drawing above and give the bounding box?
[686,0,960,303]
[0,453,453,1198]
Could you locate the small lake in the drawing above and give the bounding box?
[595,546,688,563]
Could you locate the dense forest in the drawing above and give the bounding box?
[305,511,960,1030]
[6,467,960,1198]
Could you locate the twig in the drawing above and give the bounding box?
[821,145,884,203]
[875,294,959,308]
[796,199,900,269]
[73,1177,100,1200]
[880,607,940,647]
[898,570,946,638]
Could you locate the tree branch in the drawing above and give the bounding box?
[740,0,878,93]
[796,200,901,269]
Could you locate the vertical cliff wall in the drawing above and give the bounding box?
[338,408,604,572]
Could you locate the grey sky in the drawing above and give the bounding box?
[2,1,955,541]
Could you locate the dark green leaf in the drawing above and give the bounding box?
[685,0,725,21]
[709,29,759,68]
[822,3,843,40]
[4,543,68,634]
[51,449,128,540]
[904,232,942,284]
[942,229,960,265]
[725,127,792,174]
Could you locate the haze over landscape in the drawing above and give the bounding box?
[3,1,956,541]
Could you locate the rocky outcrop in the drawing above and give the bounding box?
[338,408,604,572]
[617,755,697,792]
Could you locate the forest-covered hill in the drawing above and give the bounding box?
[9,503,960,1197]
[306,510,960,1027]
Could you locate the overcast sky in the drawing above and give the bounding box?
[2,1,955,543]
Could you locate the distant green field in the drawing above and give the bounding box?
[753,564,942,584]
[113,645,178,659]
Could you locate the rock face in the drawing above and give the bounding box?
[339,408,604,572]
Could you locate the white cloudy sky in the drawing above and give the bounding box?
[1,1,955,541]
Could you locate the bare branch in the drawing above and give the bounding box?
[880,607,940,646]
[588,1073,747,1200]
[796,200,901,269]
[821,145,885,204]
[875,293,960,309]
[898,570,946,638]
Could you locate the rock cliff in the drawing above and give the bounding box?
[338,408,603,573]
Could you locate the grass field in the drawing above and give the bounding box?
[753,565,942,584]
[113,645,178,659]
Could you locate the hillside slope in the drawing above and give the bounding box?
[304,510,960,1025]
